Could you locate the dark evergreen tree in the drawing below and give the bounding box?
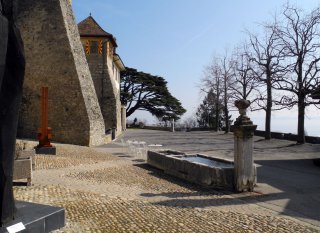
[121,67,186,120]
[196,89,224,129]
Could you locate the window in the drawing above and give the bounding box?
[90,41,98,54]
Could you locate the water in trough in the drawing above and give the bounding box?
[183,156,234,168]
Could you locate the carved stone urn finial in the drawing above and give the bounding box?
[235,99,250,116]
[234,99,253,126]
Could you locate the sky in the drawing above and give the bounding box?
[72,0,320,136]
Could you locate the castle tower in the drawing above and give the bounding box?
[16,0,106,146]
[78,16,125,136]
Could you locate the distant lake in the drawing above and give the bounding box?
[129,106,320,137]
[251,106,320,137]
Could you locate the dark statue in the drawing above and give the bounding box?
[0,0,25,225]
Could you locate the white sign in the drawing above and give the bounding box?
[6,222,26,233]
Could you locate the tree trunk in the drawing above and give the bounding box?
[297,96,305,144]
[224,106,229,133]
[126,104,139,117]
[224,75,229,133]
[215,103,219,131]
[265,79,272,140]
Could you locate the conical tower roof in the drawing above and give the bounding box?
[78,15,117,46]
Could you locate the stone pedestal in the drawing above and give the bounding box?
[35,147,56,155]
[13,157,32,186]
[233,100,257,192]
[0,201,65,232]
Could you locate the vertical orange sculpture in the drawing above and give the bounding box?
[36,87,56,154]
[37,87,52,147]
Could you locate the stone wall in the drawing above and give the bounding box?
[16,0,105,146]
[83,41,122,137]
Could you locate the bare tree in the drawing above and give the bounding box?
[200,54,234,133]
[232,43,259,101]
[247,23,286,139]
[274,5,320,143]
[201,58,223,131]
[220,52,234,133]
[182,116,198,129]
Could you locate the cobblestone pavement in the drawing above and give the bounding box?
[14,185,318,233]
[13,139,320,232]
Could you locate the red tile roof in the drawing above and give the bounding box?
[78,16,117,46]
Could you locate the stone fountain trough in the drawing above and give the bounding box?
[147,150,236,188]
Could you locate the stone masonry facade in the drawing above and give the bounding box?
[78,16,125,137]
[84,50,122,135]
[16,0,105,146]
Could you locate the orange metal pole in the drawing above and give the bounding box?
[37,87,52,148]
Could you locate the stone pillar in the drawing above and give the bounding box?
[121,105,126,131]
[171,119,175,132]
[233,99,257,192]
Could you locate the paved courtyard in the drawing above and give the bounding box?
[14,129,320,232]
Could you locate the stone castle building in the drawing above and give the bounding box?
[78,16,126,136]
[16,0,106,146]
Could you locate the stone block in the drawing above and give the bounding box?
[147,150,235,188]
[13,158,32,186]
[0,201,65,232]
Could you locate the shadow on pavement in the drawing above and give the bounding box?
[254,159,320,224]
[137,159,320,226]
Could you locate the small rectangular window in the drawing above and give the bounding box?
[90,41,98,54]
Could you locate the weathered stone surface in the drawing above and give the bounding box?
[78,16,125,138]
[83,44,122,136]
[16,0,105,146]
[147,150,235,188]
[233,99,257,192]
[13,158,32,185]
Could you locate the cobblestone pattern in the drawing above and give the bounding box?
[13,140,320,232]
[13,185,318,233]
[66,165,201,193]
[34,144,118,170]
